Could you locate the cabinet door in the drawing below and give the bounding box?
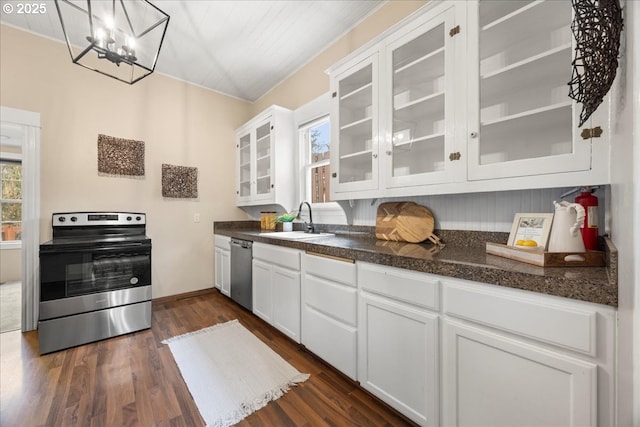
[236,129,253,204]
[252,259,272,323]
[467,0,591,180]
[214,248,231,296]
[384,5,461,188]
[330,54,379,193]
[272,266,301,343]
[359,292,439,427]
[442,320,597,427]
[253,118,274,201]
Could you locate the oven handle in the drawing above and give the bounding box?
[40,243,151,255]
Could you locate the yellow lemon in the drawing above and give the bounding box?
[521,240,537,247]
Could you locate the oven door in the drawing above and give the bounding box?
[40,242,151,302]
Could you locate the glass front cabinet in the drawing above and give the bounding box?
[467,0,606,181]
[330,53,379,193]
[330,2,465,198]
[235,106,295,209]
[328,0,610,200]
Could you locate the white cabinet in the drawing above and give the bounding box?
[214,235,230,297]
[328,0,611,200]
[252,242,302,342]
[302,252,357,379]
[383,4,464,189]
[441,279,617,427]
[236,105,295,210]
[442,320,597,427]
[357,262,440,427]
[467,0,608,182]
[330,3,464,199]
[330,51,379,193]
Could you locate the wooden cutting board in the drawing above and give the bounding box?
[375,202,441,244]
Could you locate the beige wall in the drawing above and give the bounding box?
[0,248,21,282]
[252,0,428,114]
[0,24,250,298]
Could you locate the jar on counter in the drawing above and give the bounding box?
[260,211,277,231]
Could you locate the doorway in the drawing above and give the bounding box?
[0,106,40,332]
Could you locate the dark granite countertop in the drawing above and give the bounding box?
[214,221,618,307]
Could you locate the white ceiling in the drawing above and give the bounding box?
[0,0,384,101]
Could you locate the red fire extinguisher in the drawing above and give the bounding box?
[575,187,599,251]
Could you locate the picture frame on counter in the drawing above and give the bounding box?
[507,213,554,250]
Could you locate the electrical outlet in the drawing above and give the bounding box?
[194,213,200,223]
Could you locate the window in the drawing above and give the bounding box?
[301,116,332,204]
[1,155,22,245]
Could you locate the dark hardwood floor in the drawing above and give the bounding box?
[0,289,417,427]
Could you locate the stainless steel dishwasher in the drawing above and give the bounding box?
[230,238,253,310]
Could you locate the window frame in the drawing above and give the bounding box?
[294,93,345,224]
[300,115,332,205]
[0,151,23,249]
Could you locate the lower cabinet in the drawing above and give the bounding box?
[357,262,440,427]
[252,243,302,343]
[441,280,616,427]
[442,319,597,427]
[214,235,230,297]
[302,252,357,380]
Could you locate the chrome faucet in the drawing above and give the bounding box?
[297,201,315,233]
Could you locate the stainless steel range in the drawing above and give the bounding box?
[38,212,152,354]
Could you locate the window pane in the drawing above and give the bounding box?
[1,163,22,200]
[310,164,331,203]
[310,121,330,163]
[1,201,21,241]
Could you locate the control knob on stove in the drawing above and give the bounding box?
[70,216,77,222]
[58,216,66,222]
[136,216,141,221]
[126,216,132,221]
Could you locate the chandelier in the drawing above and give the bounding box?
[54,0,170,84]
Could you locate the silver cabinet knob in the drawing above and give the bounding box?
[372,153,378,159]
[470,132,478,138]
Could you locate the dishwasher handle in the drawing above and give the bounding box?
[230,238,253,249]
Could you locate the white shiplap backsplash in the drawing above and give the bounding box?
[346,187,607,233]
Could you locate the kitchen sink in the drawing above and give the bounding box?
[258,231,335,240]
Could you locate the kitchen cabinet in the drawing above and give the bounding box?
[213,235,230,297]
[330,2,463,199]
[441,279,616,427]
[235,105,295,211]
[328,0,611,201]
[357,262,440,427]
[466,0,608,182]
[383,3,464,189]
[252,242,302,342]
[330,51,379,193]
[301,252,357,380]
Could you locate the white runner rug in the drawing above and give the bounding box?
[163,319,310,427]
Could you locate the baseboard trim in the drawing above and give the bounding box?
[152,288,217,305]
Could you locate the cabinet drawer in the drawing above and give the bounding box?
[358,262,439,311]
[303,252,356,286]
[304,275,357,326]
[214,234,230,250]
[303,305,357,380]
[443,281,597,356]
[253,242,301,271]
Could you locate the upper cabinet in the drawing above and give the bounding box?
[330,3,464,198]
[467,0,605,181]
[328,0,611,201]
[384,5,464,189]
[330,52,379,193]
[235,106,295,211]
